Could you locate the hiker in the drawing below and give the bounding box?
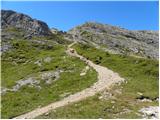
[70,48,75,53]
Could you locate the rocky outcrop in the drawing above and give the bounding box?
[68,22,159,59]
[1,10,52,37]
[139,106,159,119]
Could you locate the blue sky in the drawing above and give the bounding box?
[1,1,159,31]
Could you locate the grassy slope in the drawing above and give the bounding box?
[1,40,97,118]
[38,43,159,119]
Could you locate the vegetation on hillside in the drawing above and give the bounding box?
[38,43,158,119]
[1,40,97,118]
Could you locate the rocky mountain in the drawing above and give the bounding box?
[1,10,159,59]
[1,10,52,39]
[1,10,57,52]
[68,22,159,59]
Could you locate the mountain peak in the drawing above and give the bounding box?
[1,10,52,37]
[68,22,158,59]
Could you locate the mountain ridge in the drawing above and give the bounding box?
[1,10,159,59]
[68,22,158,59]
[1,10,52,37]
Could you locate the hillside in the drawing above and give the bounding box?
[1,10,159,119]
[68,22,158,59]
[1,10,52,36]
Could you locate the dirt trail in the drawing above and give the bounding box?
[14,42,125,119]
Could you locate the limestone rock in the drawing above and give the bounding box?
[1,10,52,38]
[68,22,158,59]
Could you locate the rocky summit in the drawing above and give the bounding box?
[1,10,52,38]
[68,22,159,59]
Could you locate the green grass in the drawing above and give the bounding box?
[2,40,64,87]
[2,27,26,40]
[37,43,159,119]
[1,40,97,118]
[37,93,158,119]
[73,44,158,99]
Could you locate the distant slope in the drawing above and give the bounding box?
[68,22,159,59]
[1,10,52,39]
[1,10,71,52]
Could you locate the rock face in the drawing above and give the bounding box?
[68,22,159,59]
[1,10,52,37]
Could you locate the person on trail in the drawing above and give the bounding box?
[70,48,75,53]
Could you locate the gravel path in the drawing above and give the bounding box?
[14,42,125,119]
